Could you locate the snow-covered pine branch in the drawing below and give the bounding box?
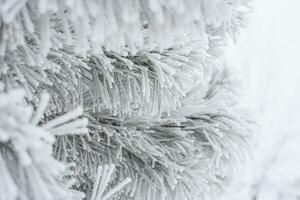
[0,89,87,200]
[53,65,256,200]
[0,0,250,55]
[0,0,254,200]
[0,0,250,115]
[0,0,252,122]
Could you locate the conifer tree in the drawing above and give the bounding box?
[0,0,254,199]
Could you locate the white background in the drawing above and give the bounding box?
[223,0,300,199]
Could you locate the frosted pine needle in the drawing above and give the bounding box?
[90,164,131,200]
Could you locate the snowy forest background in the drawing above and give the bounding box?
[223,0,300,199]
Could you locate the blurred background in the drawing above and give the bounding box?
[222,0,300,199]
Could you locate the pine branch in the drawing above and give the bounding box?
[0,1,254,199]
[0,0,251,55]
[53,66,256,200]
[0,90,87,200]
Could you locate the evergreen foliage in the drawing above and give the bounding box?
[0,1,254,199]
